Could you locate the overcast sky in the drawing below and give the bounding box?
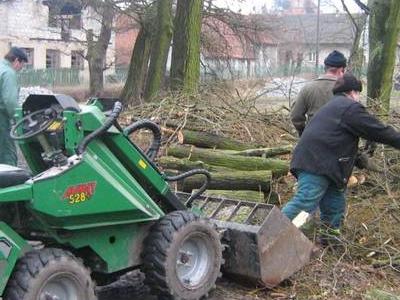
[213,0,363,14]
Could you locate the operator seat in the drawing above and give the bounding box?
[0,164,31,188]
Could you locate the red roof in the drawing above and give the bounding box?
[114,14,277,64]
[115,14,140,66]
[202,16,276,60]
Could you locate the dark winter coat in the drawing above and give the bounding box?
[291,94,400,188]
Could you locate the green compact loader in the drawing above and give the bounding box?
[0,94,313,300]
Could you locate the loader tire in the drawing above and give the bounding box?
[4,248,96,300]
[142,210,222,300]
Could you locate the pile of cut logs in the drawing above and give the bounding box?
[158,129,292,203]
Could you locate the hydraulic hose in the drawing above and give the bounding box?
[165,169,211,207]
[124,120,209,206]
[76,102,122,155]
[123,120,161,161]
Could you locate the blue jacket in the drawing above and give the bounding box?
[0,59,18,119]
[291,94,400,188]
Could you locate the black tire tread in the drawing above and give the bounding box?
[142,210,221,300]
[4,247,96,300]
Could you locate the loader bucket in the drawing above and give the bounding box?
[177,193,314,288]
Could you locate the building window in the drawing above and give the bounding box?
[22,48,34,69]
[46,49,60,69]
[308,52,316,62]
[48,5,58,28]
[71,50,84,69]
[68,13,82,30]
[45,1,82,29]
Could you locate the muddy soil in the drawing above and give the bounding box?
[97,278,261,300]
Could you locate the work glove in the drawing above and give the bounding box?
[363,141,377,157]
[354,152,381,172]
[354,152,369,169]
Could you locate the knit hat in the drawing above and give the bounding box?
[9,47,28,62]
[324,50,347,68]
[332,73,362,94]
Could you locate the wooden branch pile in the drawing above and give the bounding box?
[159,129,292,203]
[119,92,297,148]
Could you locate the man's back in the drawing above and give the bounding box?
[290,75,337,135]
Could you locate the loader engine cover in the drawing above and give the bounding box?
[23,94,81,113]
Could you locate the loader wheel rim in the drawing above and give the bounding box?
[39,273,81,300]
[176,233,211,288]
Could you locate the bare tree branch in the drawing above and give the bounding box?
[341,0,358,30]
[353,0,370,15]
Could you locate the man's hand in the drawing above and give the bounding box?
[354,152,382,172]
[354,152,369,169]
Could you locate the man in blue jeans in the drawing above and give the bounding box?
[282,73,400,237]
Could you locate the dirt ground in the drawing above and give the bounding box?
[97,278,263,300]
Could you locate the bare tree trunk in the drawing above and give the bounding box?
[170,0,204,93]
[86,2,114,96]
[340,0,368,77]
[347,25,366,77]
[120,25,152,106]
[144,0,173,102]
[367,0,400,115]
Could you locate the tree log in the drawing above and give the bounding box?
[224,145,293,157]
[177,129,261,150]
[158,156,232,172]
[181,170,271,192]
[167,145,289,177]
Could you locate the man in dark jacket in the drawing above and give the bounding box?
[282,73,400,232]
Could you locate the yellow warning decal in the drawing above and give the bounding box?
[138,159,147,169]
[47,121,63,131]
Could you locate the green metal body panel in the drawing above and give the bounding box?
[63,110,84,156]
[0,222,31,294]
[105,133,170,196]
[0,184,32,203]
[29,142,164,229]
[55,223,151,273]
